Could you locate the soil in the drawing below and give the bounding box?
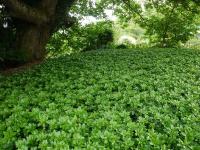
[0,60,42,75]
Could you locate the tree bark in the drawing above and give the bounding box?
[2,0,49,25]
[2,0,55,63]
[15,23,51,62]
[2,0,76,65]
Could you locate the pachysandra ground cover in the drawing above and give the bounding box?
[0,49,200,149]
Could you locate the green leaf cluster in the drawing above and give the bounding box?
[46,21,114,56]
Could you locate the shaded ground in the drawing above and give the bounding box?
[0,60,42,75]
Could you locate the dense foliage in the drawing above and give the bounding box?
[114,0,200,47]
[0,48,200,149]
[142,1,199,47]
[47,21,114,56]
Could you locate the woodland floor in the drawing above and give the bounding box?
[0,60,42,75]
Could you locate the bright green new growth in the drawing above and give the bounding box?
[0,49,200,149]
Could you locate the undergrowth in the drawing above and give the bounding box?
[0,48,200,149]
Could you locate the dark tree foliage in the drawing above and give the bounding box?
[0,2,17,68]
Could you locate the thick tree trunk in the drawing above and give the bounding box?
[15,24,51,62]
[2,0,76,67]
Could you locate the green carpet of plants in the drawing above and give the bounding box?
[0,49,200,149]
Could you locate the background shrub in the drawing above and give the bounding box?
[46,21,114,57]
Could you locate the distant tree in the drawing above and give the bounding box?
[114,0,200,47]
[143,0,200,47]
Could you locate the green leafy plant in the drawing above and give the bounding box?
[46,21,114,57]
[0,48,200,149]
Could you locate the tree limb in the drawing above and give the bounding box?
[122,0,147,25]
[53,0,77,30]
[2,0,49,25]
[40,0,58,17]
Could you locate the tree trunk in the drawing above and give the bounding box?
[15,24,51,62]
[2,0,76,66]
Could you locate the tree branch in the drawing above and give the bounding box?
[40,0,58,17]
[53,0,77,30]
[2,0,49,25]
[122,0,147,25]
